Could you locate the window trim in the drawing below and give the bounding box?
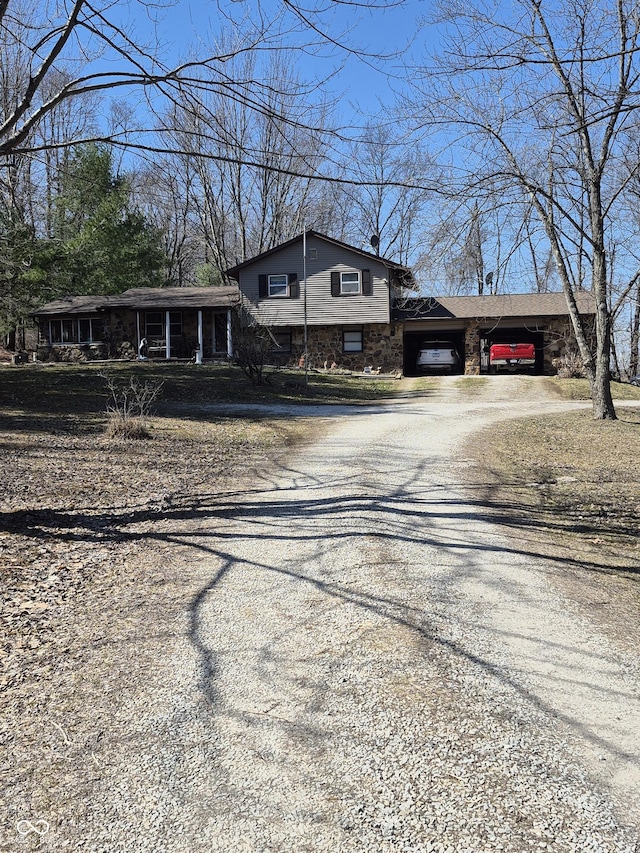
[271,331,292,354]
[268,273,289,298]
[340,271,361,295]
[331,268,371,297]
[144,311,183,341]
[49,316,105,345]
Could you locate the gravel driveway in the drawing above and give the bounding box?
[4,377,639,852]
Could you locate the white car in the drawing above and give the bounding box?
[416,341,460,372]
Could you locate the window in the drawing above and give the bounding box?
[145,312,164,339]
[340,271,360,295]
[78,318,105,343]
[271,332,292,353]
[49,319,73,343]
[49,317,105,345]
[268,274,289,298]
[343,328,363,353]
[258,273,299,299]
[331,269,371,297]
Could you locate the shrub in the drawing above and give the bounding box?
[101,373,164,439]
[553,350,586,379]
[234,328,275,386]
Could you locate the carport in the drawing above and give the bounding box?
[394,292,595,377]
[479,328,545,374]
[403,329,466,376]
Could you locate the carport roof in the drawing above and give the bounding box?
[394,291,595,321]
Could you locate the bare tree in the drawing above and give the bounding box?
[406,0,640,418]
[339,123,433,265]
[158,47,337,271]
[0,0,404,168]
[132,157,203,287]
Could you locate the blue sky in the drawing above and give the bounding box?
[128,0,432,126]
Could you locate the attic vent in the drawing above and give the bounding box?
[309,248,318,260]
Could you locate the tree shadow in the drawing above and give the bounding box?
[3,449,637,774]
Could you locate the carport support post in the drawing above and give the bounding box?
[165,309,171,359]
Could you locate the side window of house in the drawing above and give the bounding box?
[78,318,105,343]
[50,318,74,343]
[331,269,372,297]
[258,273,300,299]
[341,272,360,294]
[271,332,292,353]
[145,312,182,339]
[269,274,288,297]
[343,328,363,353]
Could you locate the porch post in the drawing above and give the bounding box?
[165,309,171,359]
[197,309,203,364]
[136,311,141,351]
[226,309,233,359]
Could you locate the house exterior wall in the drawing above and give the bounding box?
[35,308,232,361]
[266,323,403,373]
[238,235,392,327]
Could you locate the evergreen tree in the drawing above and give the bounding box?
[51,144,167,295]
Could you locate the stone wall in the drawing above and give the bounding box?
[464,321,481,375]
[459,316,590,376]
[285,324,403,373]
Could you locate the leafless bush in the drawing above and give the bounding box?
[234,328,275,386]
[553,350,586,379]
[101,373,164,439]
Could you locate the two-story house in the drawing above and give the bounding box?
[226,230,415,373]
[31,230,593,376]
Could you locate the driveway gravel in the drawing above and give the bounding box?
[3,377,639,852]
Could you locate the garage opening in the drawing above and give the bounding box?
[480,329,545,374]
[403,330,466,376]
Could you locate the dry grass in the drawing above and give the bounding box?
[465,403,640,650]
[468,407,640,558]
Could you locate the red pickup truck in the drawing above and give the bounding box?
[489,343,536,372]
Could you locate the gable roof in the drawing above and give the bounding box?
[226,230,415,286]
[393,291,595,321]
[33,286,240,317]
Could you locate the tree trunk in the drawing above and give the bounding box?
[590,254,616,419]
[630,280,640,378]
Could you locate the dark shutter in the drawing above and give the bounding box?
[258,274,267,298]
[331,271,340,297]
[362,269,372,296]
[288,272,299,298]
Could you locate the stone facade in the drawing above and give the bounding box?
[542,317,584,373]
[279,324,403,373]
[457,316,588,376]
[464,320,482,375]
